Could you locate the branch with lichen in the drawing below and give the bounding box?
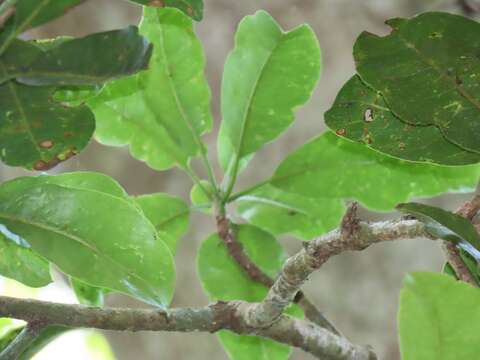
[242,204,431,328]
[215,214,341,335]
[0,296,374,360]
[1,212,441,360]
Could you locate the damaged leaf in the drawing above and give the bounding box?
[0,81,95,170]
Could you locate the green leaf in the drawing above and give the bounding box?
[236,184,344,240]
[399,272,480,360]
[197,224,293,360]
[127,0,204,21]
[0,81,95,170]
[134,193,190,254]
[0,172,175,307]
[0,320,68,360]
[89,7,212,171]
[0,0,85,54]
[271,132,480,211]
[0,230,51,287]
[17,326,68,360]
[0,28,152,86]
[218,11,321,181]
[354,12,480,155]
[190,180,214,213]
[70,277,104,307]
[325,76,480,165]
[397,202,480,259]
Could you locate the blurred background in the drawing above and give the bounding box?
[1,0,480,359]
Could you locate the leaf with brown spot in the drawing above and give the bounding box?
[0,81,94,170]
[325,76,480,165]
[354,12,480,156]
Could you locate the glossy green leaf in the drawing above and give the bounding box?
[218,10,321,178]
[0,28,152,86]
[127,0,203,21]
[134,193,190,254]
[325,76,480,165]
[198,224,293,360]
[0,81,95,170]
[271,132,480,211]
[0,0,85,54]
[70,277,104,307]
[399,272,480,359]
[0,172,175,307]
[0,230,51,287]
[397,202,480,259]
[354,12,480,155]
[89,7,212,171]
[236,184,344,240]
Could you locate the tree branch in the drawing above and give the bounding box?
[457,0,480,17]
[441,195,480,287]
[216,214,341,335]
[243,216,430,328]
[0,322,43,360]
[0,296,374,360]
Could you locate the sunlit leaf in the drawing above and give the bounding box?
[134,193,190,254]
[89,7,212,171]
[0,172,175,307]
[0,230,51,287]
[271,132,480,211]
[236,184,344,240]
[218,10,320,180]
[399,272,480,360]
[127,0,204,21]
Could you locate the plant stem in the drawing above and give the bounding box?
[227,178,270,203]
[0,0,16,29]
[0,323,42,360]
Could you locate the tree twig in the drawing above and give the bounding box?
[441,195,480,287]
[0,296,375,360]
[457,0,480,17]
[0,322,43,360]
[216,214,342,335]
[243,217,430,328]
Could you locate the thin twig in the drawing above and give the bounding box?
[244,217,430,328]
[215,214,342,335]
[0,322,43,360]
[441,195,480,287]
[457,0,480,16]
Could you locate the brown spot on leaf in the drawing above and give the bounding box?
[39,140,54,149]
[32,147,78,171]
[33,160,48,171]
[336,129,346,136]
[186,6,193,15]
[398,142,406,150]
[149,0,164,6]
[64,131,74,138]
